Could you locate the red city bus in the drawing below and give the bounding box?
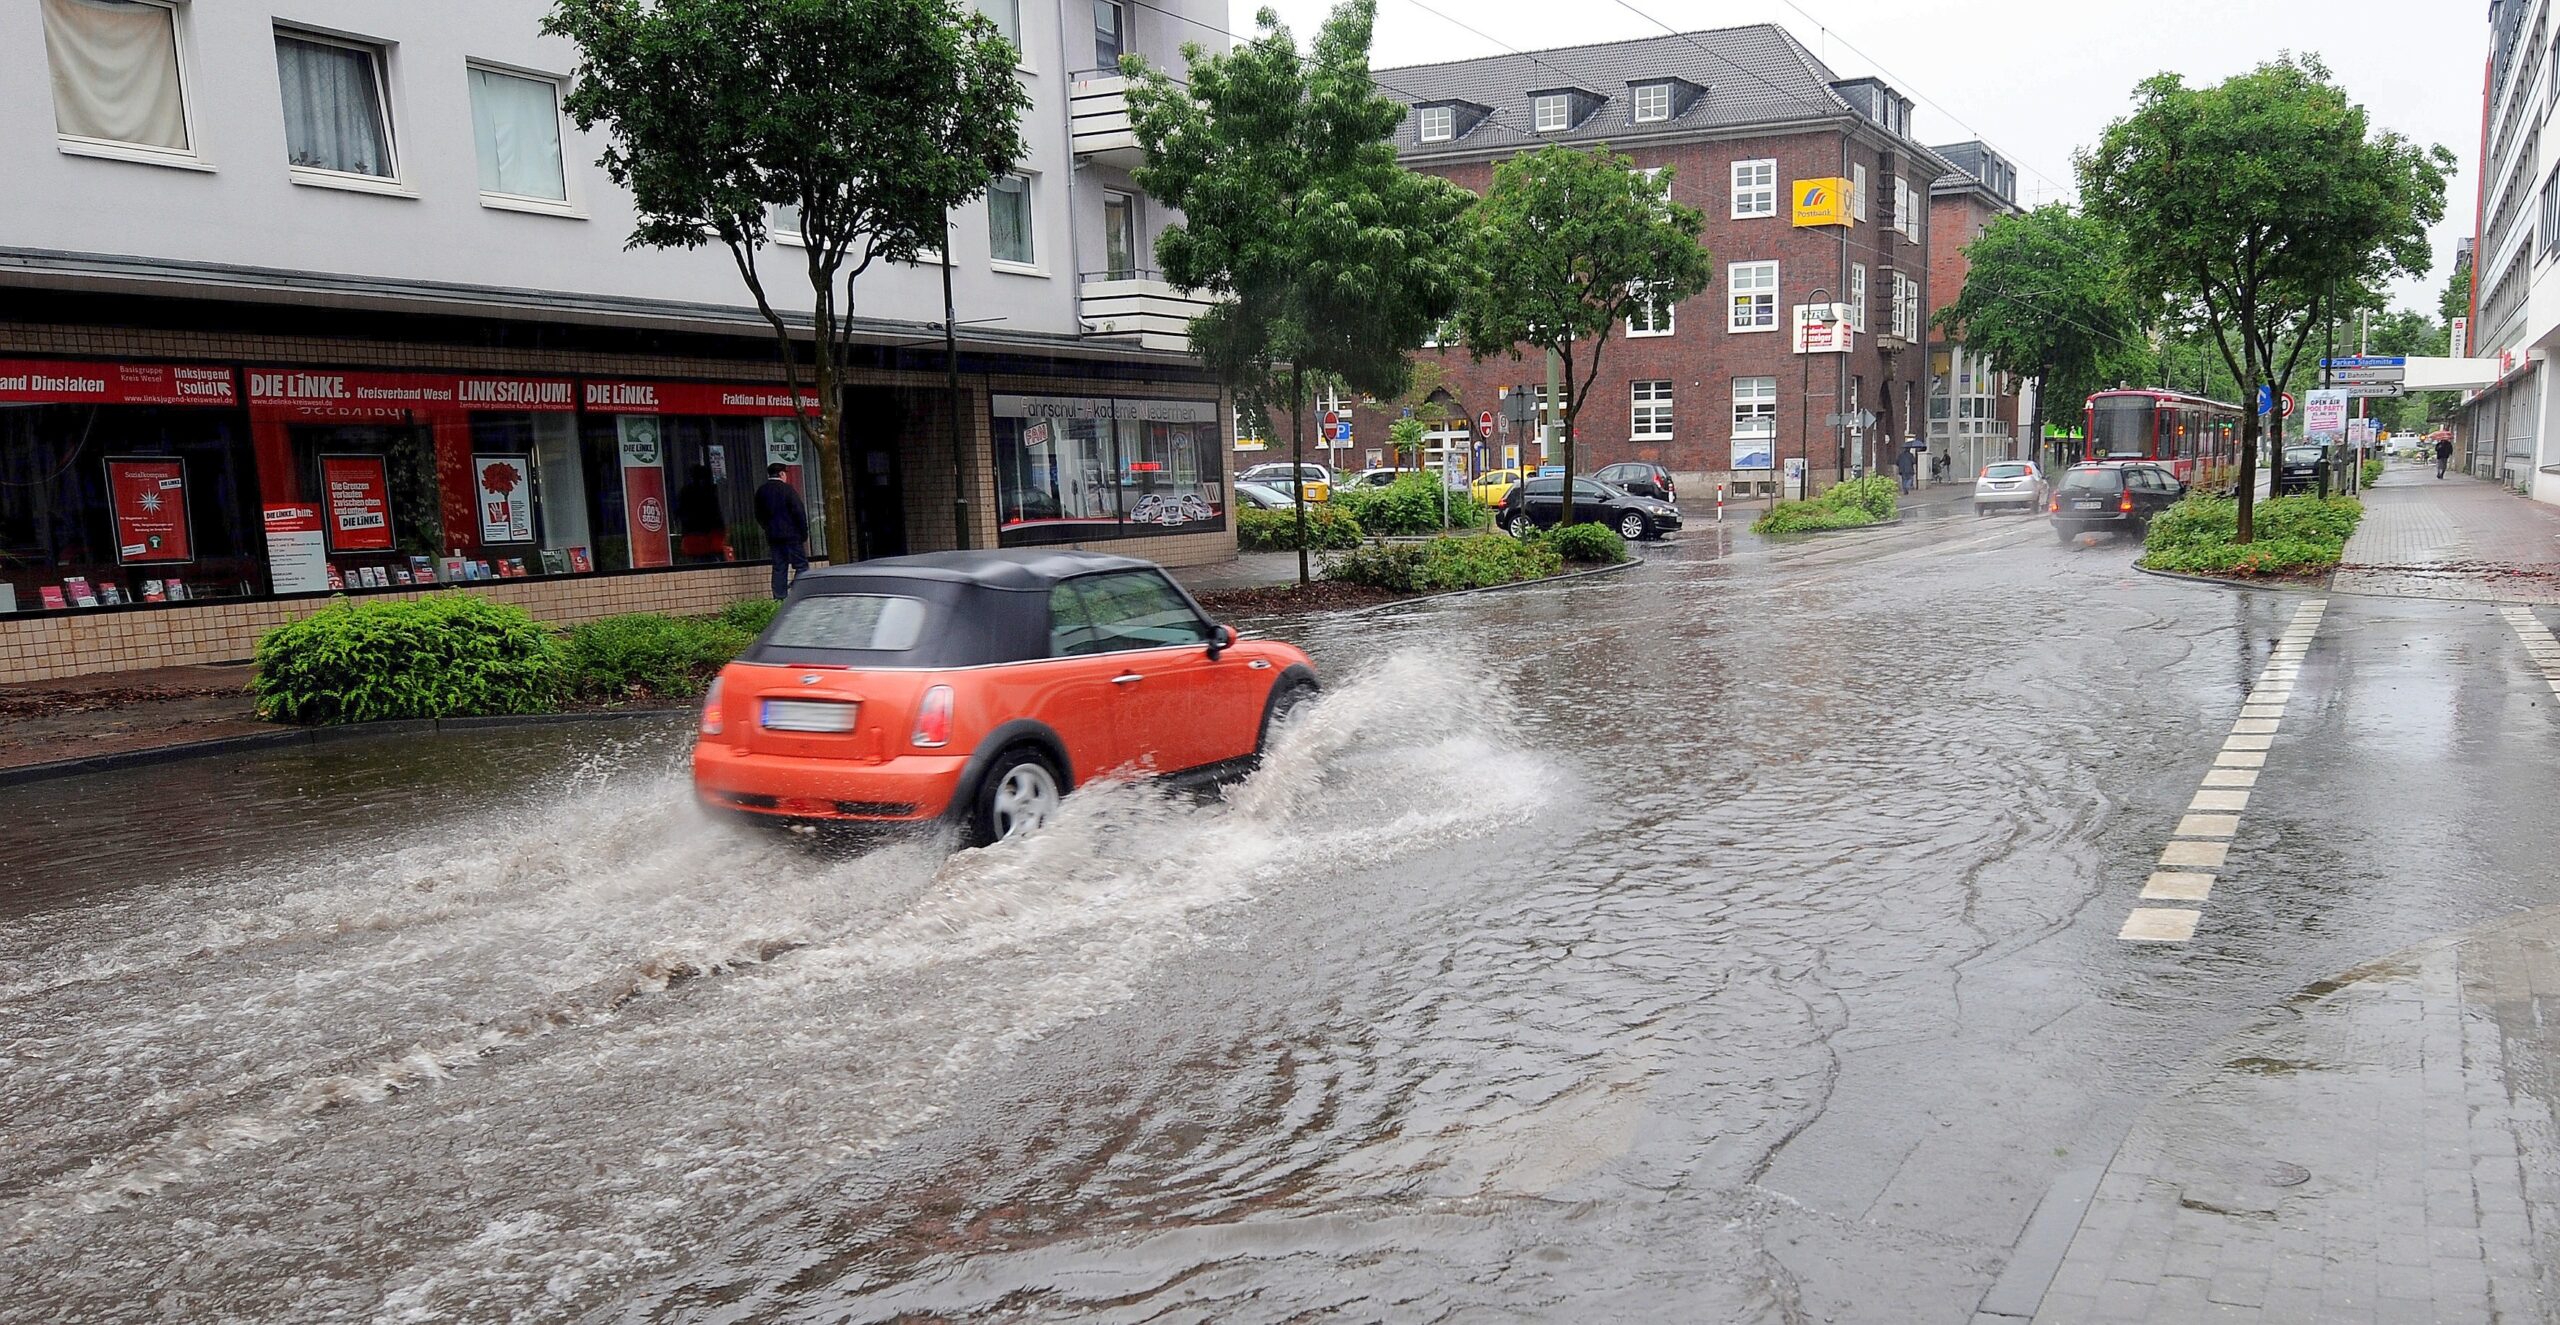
[2083,389,2245,487]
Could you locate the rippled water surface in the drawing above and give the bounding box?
[8,521,2556,1323]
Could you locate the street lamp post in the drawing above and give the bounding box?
[1800,286,1829,505]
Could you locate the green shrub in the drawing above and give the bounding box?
[1325,533,1561,593]
[2140,494,2364,576]
[1751,474,1899,534]
[561,613,752,702]
[2361,457,2385,488]
[253,595,563,725]
[717,597,782,636]
[1332,473,1489,535]
[1542,522,1630,564]
[1238,504,1363,551]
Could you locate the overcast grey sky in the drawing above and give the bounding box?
[1231,0,2481,311]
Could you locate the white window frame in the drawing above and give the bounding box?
[1728,260,1779,333]
[276,26,410,197]
[972,0,1023,60]
[1632,82,1672,124]
[1893,175,1912,237]
[1733,377,1778,439]
[1418,105,1453,143]
[466,60,578,217]
[45,0,210,172]
[1631,380,1674,439]
[988,171,1042,274]
[1732,159,1778,218]
[1850,263,1868,333]
[1852,163,1868,223]
[1533,94,1571,133]
[1627,284,1674,337]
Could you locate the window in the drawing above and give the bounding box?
[1055,572,1211,653]
[1892,176,1911,236]
[1534,94,1571,133]
[1728,260,1778,332]
[1732,159,1777,218]
[2540,164,2560,260]
[1632,381,1673,438]
[973,0,1021,50]
[989,173,1034,267]
[769,595,929,653]
[41,0,195,163]
[1733,377,1777,438]
[275,30,396,182]
[1632,82,1673,124]
[1850,263,1868,332]
[1628,285,1673,336]
[995,396,1223,541]
[1093,0,1125,66]
[1103,190,1139,278]
[1852,163,1868,222]
[467,66,567,204]
[1418,105,1453,143]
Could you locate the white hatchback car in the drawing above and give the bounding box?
[1974,460,2048,515]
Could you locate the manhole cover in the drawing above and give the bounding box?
[2260,1162,2311,1188]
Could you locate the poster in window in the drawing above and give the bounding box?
[474,453,536,543]
[617,417,672,567]
[104,457,194,565]
[264,504,331,594]
[319,454,396,552]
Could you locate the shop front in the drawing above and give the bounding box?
[991,393,1224,545]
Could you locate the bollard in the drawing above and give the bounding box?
[1716,483,1725,522]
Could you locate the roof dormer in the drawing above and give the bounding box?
[1625,77,1707,126]
[1830,76,1915,139]
[1412,99,1490,146]
[1526,86,1606,135]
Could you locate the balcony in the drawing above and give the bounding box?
[1080,270,1218,354]
[1070,74,1144,169]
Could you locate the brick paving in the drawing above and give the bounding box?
[2022,909,2560,1323]
[2335,464,2560,603]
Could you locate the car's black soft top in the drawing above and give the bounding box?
[795,548,1159,593]
[744,549,1198,669]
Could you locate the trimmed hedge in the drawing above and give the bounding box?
[1753,475,1899,533]
[1326,533,1562,593]
[1238,504,1363,551]
[252,595,563,724]
[1332,473,1490,535]
[1543,523,1631,565]
[718,597,782,636]
[2139,494,2365,577]
[560,613,751,702]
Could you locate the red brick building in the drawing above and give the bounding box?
[1294,26,1952,494]
[1925,141,2032,481]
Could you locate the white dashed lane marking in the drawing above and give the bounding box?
[2119,598,2326,944]
[2501,607,2560,698]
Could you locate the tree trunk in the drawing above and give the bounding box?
[1289,367,1311,588]
[813,354,854,564]
[1558,353,1580,528]
[2236,380,2262,544]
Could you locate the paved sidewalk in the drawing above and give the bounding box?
[0,661,262,773]
[2336,464,2560,603]
[2021,907,2560,1323]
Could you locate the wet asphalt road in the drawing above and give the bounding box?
[3,500,2558,1324]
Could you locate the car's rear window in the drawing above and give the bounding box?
[2283,447,2323,463]
[2060,468,2123,492]
[1984,463,2034,479]
[766,594,928,652]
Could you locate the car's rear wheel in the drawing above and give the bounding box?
[1616,511,1649,541]
[970,747,1061,846]
[1507,510,1538,538]
[2056,526,2078,545]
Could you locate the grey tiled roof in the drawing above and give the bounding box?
[1377,24,1860,155]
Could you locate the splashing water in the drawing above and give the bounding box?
[0,645,1556,1323]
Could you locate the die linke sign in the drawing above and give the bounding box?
[581,380,821,415]
[246,371,577,415]
[0,359,236,406]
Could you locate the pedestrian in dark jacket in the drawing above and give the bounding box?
[755,464,811,599]
[2435,436,2455,479]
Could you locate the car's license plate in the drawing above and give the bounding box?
[2074,499,2104,510]
[762,699,858,732]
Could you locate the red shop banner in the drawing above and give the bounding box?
[319,454,397,552]
[105,457,194,564]
[614,417,673,568]
[582,379,821,416]
[0,359,236,407]
[246,369,577,421]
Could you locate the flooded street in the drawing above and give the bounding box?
[6,511,2559,1323]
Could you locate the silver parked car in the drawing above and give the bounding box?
[1974,460,2047,515]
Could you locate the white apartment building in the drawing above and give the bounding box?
[2466,0,2560,505]
[0,0,1229,682]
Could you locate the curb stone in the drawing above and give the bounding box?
[0,706,686,788]
[2130,563,2336,594]
[1331,555,1643,617]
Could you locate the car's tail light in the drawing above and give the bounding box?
[2049,497,2060,513]
[2119,492,2134,514]
[912,685,954,748]
[700,677,724,736]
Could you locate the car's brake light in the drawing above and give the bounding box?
[700,677,724,736]
[2049,497,2060,513]
[2119,492,2134,514]
[912,684,954,748]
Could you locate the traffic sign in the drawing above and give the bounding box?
[1823,410,1878,430]
[1322,410,1340,430]
[2255,388,2295,418]
[2341,384,2405,399]
[1478,410,1495,438]
[2330,368,2405,385]
[2321,356,2407,369]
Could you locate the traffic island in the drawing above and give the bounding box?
[2135,493,2365,584]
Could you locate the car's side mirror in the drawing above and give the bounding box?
[1207,623,1238,659]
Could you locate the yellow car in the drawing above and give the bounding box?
[1470,469,1523,507]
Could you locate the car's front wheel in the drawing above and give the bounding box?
[1616,511,1649,541]
[1507,510,1538,538]
[969,746,1062,846]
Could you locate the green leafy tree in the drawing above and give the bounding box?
[545,0,1030,563]
[1452,145,1713,525]
[2081,54,2449,539]
[1128,1,1475,585]
[1388,415,1427,467]
[1931,204,2144,472]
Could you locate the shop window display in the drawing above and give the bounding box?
[578,380,824,573]
[992,394,1223,545]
